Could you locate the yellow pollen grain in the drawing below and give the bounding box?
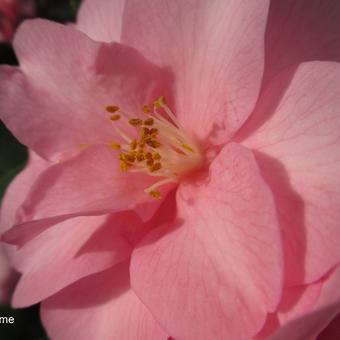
[123,153,136,163]
[149,162,162,172]
[145,152,153,159]
[153,153,161,160]
[142,105,151,113]
[136,153,145,162]
[106,105,120,113]
[110,114,121,121]
[146,158,154,166]
[146,139,161,148]
[144,118,154,126]
[128,118,143,126]
[149,190,161,199]
[109,142,121,150]
[130,140,138,150]
[154,96,167,109]
[120,160,130,172]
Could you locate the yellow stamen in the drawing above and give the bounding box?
[105,97,202,199]
[181,143,195,153]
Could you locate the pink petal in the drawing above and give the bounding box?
[11,212,142,307]
[77,0,125,42]
[264,0,340,86]
[241,62,340,285]
[0,19,170,160]
[0,152,48,234]
[121,0,269,145]
[130,143,283,340]
[41,262,168,340]
[3,145,159,246]
[268,266,340,340]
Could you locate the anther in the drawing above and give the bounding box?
[110,114,121,121]
[149,190,161,199]
[149,162,162,172]
[106,105,120,113]
[130,140,138,150]
[142,105,151,113]
[144,118,154,126]
[109,142,121,150]
[128,118,143,126]
[146,140,161,148]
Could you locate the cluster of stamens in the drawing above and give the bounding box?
[105,96,202,199]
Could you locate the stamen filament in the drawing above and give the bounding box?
[105,96,202,198]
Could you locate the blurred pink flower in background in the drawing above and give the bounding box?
[0,0,35,42]
[0,0,340,339]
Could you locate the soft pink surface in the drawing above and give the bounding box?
[77,0,125,42]
[241,62,340,285]
[122,0,269,145]
[131,143,282,340]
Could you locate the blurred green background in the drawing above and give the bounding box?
[0,1,81,339]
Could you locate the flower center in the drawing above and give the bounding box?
[105,96,202,199]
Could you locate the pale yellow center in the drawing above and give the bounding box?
[106,96,202,199]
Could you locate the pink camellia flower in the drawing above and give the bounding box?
[1,0,340,339]
[0,0,35,42]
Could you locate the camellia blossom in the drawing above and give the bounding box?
[0,0,35,42]
[0,0,340,339]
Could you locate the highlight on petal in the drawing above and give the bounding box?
[241,62,340,285]
[2,145,160,247]
[41,262,169,340]
[77,0,125,42]
[130,143,283,340]
[0,19,171,160]
[122,0,270,144]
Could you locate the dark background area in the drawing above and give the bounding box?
[0,1,81,339]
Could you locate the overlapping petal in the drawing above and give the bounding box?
[2,145,159,246]
[41,262,168,340]
[11,213,139,307]
[0,19,171,160]
[241,62,340,285]
[268,266,340,340]
[130,143,283,340]
[122,0,269,145]
[263,0,340,86]
[0,152,48,234]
